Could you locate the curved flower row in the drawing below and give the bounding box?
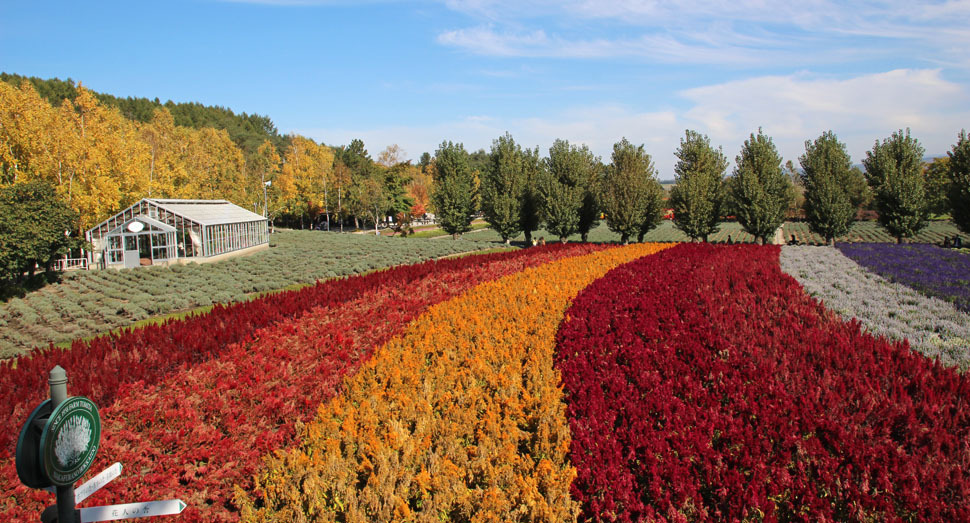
[781,245,970,370]
[240,243,673,522]
[556,243,970,522]
[3,243,602,522]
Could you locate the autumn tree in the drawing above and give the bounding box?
[377,144,405,168]
[948,130,970,234]
[431,141,475,239]
[331,158,352,232]
[668,130,728,242]
[602,138,665,244]
[407,163,434,217]
[863,129,928,243]
[250,139,282,219]
[800,131,855,245]
[280,135,334,228]
[728,130,794,244]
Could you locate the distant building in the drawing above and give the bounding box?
[85,199,269,269]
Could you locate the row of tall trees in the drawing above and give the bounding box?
[669,128,970,244]
[435,128,970,246]
[432,135,667,245]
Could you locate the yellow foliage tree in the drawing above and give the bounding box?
[280,135,334,225]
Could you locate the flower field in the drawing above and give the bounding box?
[556,244,969,522]
[781,245,970,370]
[5,240,968,522]
[837,243,970,313]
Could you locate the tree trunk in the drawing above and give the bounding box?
[896,235,903,244]
[453,233,459,240]
[621,233,629,245]
[581,232,588,243]
[524,230,532,245]
[148,148,155,197]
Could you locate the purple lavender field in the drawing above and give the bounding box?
[837,243,970,313]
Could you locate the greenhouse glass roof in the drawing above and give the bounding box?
[106,215,177,236]
[148,199,265,226]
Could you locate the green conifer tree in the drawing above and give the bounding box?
[863,129,928,243]
[800,131,855,245]
[669,130,728,242]
[538,139,599,243]
[728,129,794,244]
[431,141,475,239]
[481,133,526,244]
[948,130,970,235]
[602,139,664,244]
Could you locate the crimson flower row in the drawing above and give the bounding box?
[555,243,970,522]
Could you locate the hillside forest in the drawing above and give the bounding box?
[0,74,434,233]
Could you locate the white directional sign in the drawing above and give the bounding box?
[44,462,122,503]
[80,499,186,522]
[76,463,123,504]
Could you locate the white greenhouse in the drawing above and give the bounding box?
[85,199,269,269]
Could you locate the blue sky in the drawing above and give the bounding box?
[2,0,969,176]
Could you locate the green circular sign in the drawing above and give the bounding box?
[39,396,101,486]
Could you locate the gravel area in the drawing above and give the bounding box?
[780,245,970,371]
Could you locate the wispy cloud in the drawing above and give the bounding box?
[436,1,970,67]
[680,68,970,163]
[294,69,969,176]
[437,25,796,65]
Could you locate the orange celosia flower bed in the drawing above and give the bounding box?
[241,242,674,522]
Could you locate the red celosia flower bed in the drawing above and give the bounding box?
[3,243,604,522]
[556,243,970,522]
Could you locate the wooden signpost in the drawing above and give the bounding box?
[16,366,186,523]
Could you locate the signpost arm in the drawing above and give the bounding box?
[49,366,77,523]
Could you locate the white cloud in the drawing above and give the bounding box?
[435,1,970,67]
[293,105,680,172]
[437,25,796,64]
[292,68,970,177]
[680,68,970,164]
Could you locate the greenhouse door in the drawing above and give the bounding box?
[123,235,140,268]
